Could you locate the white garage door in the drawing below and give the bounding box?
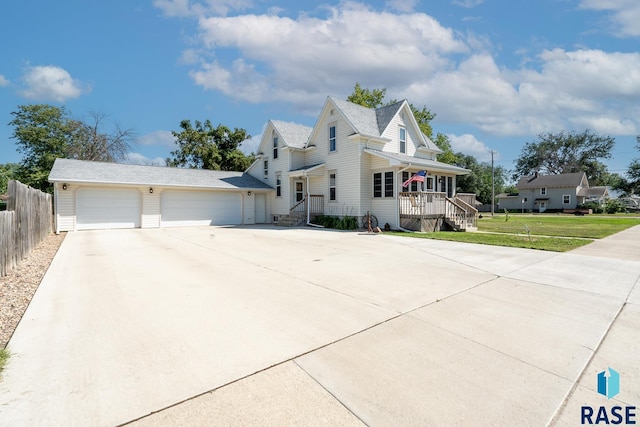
[76,188,141,230]
[160,190,241,227]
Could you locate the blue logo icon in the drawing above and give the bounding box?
[597,367,620,399]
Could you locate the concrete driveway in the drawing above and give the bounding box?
[1,225,639,426]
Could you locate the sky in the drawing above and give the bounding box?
[1,0,639,180]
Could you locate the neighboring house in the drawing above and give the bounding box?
[245,97,474,230]
[497,172,593,212]
[48,158,273,233]
[582,186,610,205]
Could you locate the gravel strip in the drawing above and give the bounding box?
[0,233,66,348]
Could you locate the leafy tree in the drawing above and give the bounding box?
[167,119,254,171]
[455,153,507,205]
[9,104,135,191]
[512,130,615,185]
[347,82,386,109]
[433,133,458,164]
[0,163,20,195]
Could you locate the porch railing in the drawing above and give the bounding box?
[290,194,324,216]
[399,192,447,216]
[453,196,478,229]
[456,193,477,207]
[445,197,470,229]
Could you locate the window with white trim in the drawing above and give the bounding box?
[329,172,336,201]
[563,194,571,204]
[329,124,336,152]
[273,136,278,159]
[263,159,268,179]
[276,173,282,197]
[540,187,547,195]
[399,127,406,154]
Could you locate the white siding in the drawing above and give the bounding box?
[141,190,160,228]
[371,198,397,229]
[243,193,255,224]
[56,185,76,232]
[306,104,362,217]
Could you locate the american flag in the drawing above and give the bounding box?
[402,170,426,188]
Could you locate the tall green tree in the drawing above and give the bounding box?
[347,82,386,109]
[0,163,20,195]
[513,130,615,185]
[10,105,74,191]
[346,83,455,164]
[455,153,507,205]
[9,104,135,191]
[618,139,640,195]
[167,119,254,171]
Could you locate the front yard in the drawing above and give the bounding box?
[390,214,640,252]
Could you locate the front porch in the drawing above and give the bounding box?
[276,194,324,227]
[399,192,478,232]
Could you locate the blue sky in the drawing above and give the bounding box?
[1,0,639,179]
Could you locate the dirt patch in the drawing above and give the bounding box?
[0,233,65,348]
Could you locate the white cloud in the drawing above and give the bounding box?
[579,0,640,37]
[153,0,252,17]
[452,0,484,8]
[386,0,419,13]
[123,152,167,166]
[20,65,89,102]
[448,134,495,162]
[158,1,640,138]
[0,74,9,87]
[189,3,467,106]
[241,133,261,155]
[138,130,177,148]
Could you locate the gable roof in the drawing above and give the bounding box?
[330,97,381,137]
[48,158,273,191]
[375,100,404,135]
[270,120,312,149]
[516,172,587,190]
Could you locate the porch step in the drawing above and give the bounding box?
[276,214,306,227]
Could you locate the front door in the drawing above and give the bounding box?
[539,201,547,213]
[295,181,304,203]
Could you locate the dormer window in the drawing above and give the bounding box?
[273,136,278,159]
[399,127,406,154]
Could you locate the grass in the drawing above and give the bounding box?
[0,349,9,376]
[477,214,640,239]
[388,231,591,252]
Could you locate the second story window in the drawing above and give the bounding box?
[276,173,282,197]
[263,159,268,179]
[273,136,278,159]
[329,124,336,152]
[540,187,547,195]
[399,127,406,154]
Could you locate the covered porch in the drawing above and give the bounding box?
[281,163,325,226]
[399,192,478,232]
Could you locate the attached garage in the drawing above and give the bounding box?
[48,158,274,232]
[160,190,241,227]
[76,188,141,230]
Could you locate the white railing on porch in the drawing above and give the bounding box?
[290,195,324,216]
[399,192,447,216]
[399,192,477,231]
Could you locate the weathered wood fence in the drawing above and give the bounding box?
[0,180,53,277]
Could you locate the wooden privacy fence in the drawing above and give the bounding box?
[0,180,53,277]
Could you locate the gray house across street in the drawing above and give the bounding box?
[497,172,608,213]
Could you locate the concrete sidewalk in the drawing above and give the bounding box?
[1,225,639,426]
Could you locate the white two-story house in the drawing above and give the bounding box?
[247,97,474,230]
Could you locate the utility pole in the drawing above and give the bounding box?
[491,150,495,216]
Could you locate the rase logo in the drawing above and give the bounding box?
[598,368,621,399]
[581,368,636,425]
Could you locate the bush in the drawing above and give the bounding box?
[604,199,626,214]
[578,201,603,214]
[314,215,358,230]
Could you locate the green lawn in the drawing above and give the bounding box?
[388,231,591,252]
[477,214,640,239]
